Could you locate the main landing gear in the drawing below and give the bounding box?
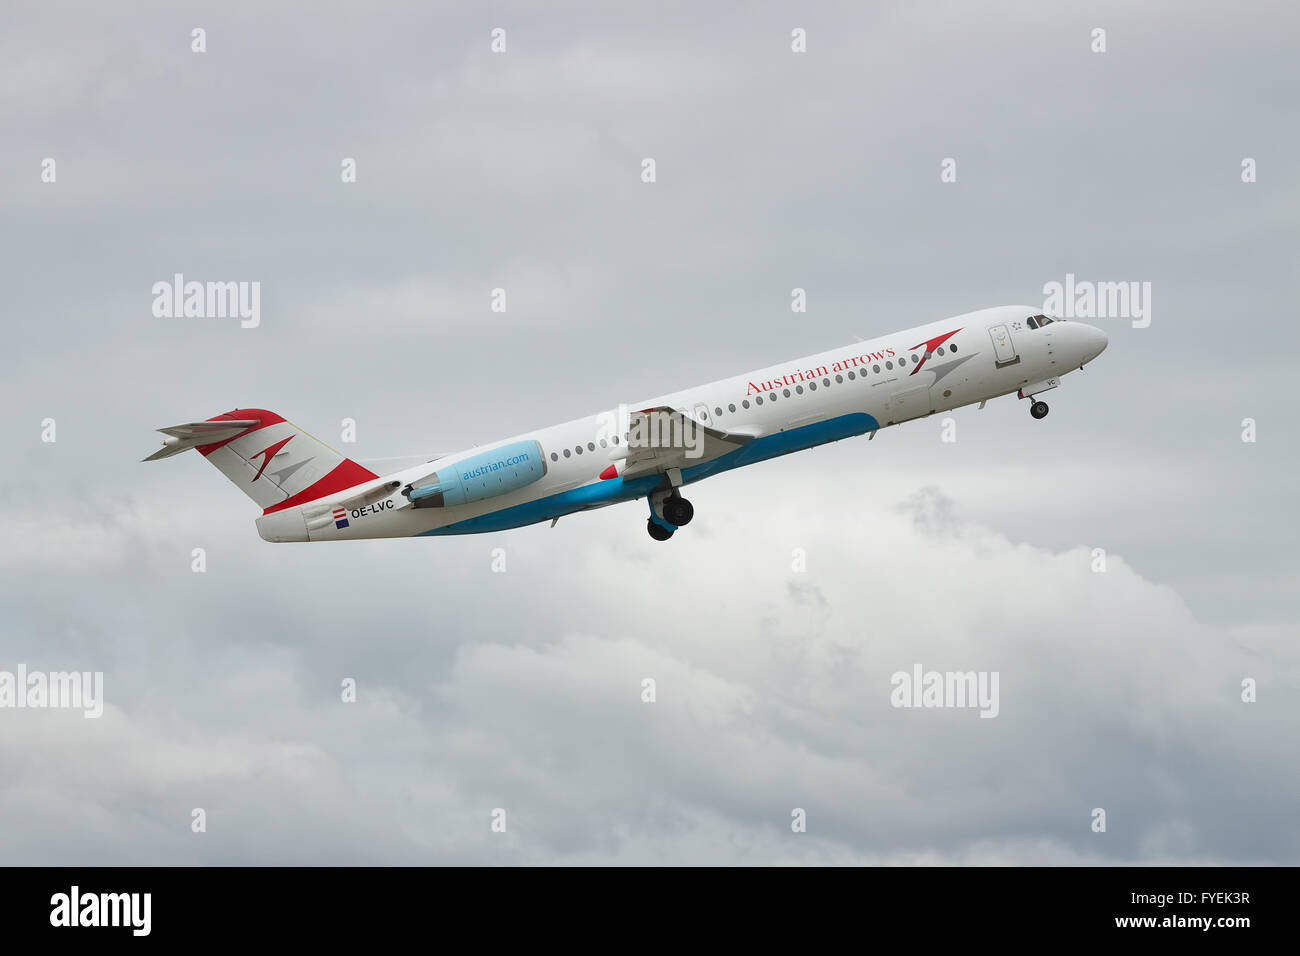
[1030,400,1049,420]
[646,489,694,541]
[663,496,694,526]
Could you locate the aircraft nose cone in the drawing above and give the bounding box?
[1082,324,1108,363]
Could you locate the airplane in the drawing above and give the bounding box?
[144,305,1108,542]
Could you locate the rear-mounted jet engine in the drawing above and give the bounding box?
[403,440,547,509]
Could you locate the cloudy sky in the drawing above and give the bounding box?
[2,0,1296,864]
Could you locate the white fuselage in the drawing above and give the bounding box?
[255,305,1108,541]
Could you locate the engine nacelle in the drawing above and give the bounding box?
[404,440,547,508]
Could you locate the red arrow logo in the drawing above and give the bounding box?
[908,328,963,375]
[249,435,293,482]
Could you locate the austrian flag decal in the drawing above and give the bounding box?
[332,507,349,529]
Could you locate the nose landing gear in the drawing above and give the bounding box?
[1030,400,1049,419]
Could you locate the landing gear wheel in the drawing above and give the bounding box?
[663,496,694,526]
[1030,400,1049,420]
[646,519,674,541]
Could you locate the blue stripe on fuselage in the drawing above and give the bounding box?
[417,411,880,536]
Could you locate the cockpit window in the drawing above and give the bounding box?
[1034,314,1054,325]
[1026,315,1038,329]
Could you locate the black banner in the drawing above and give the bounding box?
[0,865,1278,942]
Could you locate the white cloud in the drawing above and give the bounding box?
[1,471,1292,863]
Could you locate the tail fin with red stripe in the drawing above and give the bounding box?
[143,408,379,513]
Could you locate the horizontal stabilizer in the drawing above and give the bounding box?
[143,419,261,461]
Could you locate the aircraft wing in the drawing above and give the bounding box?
[608,405,756,480]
